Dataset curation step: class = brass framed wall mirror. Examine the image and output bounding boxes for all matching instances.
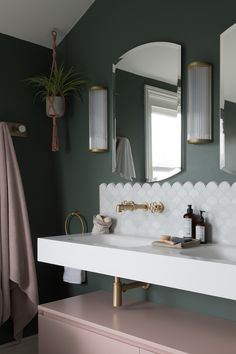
[112,42,182,182]
[220,24,236,175]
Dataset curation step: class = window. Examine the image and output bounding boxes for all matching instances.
[145,85,181,181]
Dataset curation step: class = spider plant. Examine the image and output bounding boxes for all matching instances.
[26,64,87,101]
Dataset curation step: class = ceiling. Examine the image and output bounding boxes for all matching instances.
[0,0,95,48]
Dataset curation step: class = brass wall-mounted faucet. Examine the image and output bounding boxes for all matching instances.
[116,200,164,213]
[112,276,150,307]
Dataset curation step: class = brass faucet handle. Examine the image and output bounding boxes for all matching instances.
[116,200,135,213]
[149,201,164,213]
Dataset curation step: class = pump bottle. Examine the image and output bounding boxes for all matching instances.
[195,211,206,243]
[183,205,195,238]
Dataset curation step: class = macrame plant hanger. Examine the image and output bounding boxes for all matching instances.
[47,30,65,152]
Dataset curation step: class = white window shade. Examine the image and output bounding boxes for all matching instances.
[187,62,212,144]
[89,86,108,152]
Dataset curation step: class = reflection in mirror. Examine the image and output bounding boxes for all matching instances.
[112,42,182,182]
[145,85,181,181]
[220,23,236,174]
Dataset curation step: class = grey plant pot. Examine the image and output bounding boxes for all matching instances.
[46,96,65,117]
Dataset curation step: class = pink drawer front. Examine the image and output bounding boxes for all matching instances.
[140,349,179,354]
[39,313,139,354]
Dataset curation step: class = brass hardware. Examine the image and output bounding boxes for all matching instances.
[188,61,212,68]
[116,200,164,214]
[187,138,212,144]
[112,276,150,307]
[64,211,87,235]
[3,122,27,137]
[89,148,108,152]
[89,85,107,91]
[113,277,122,308]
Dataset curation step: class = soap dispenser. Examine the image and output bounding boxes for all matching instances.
[195,211,206,243]
[183,205,195,238]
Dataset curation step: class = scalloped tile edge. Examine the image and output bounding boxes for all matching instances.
[100,181,235,190]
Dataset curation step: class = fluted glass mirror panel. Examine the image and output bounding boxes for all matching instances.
[220,23,236,174]
[112,42,182,182]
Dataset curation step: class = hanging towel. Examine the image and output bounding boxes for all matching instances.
[63,211,87,284]
[0,122,38,339]
[63,267,86,284]
[115,137,136,181]
[63,215,112,284]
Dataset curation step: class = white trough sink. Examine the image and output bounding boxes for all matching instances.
[38,233,236,301]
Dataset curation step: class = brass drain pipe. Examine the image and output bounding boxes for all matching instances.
[113,276,150,307]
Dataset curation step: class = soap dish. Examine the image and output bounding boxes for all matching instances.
[152,239,201,249]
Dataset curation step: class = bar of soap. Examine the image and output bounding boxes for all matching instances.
[158,239,176,246]
[160,235,171,241]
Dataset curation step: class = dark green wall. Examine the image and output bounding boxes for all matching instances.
[0,33,69,344]
[54,0,236,323]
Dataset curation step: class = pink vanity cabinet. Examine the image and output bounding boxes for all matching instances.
[38,291,236,354]
[39,314,138,354]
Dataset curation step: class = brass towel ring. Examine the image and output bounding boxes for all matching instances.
[64,211,87,235]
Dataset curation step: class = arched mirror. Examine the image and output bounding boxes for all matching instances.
[220,24,236,175]
[112,42,182,182]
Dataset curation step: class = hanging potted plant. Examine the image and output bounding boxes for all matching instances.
[26,64,87,115]
[26,31,87,151]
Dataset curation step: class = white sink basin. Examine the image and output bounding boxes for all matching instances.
[66,234,153,248]
[38,233,236,301]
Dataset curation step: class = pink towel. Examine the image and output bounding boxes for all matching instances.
[0,122,38,339]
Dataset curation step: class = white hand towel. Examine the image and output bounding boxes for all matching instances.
[63,267,86,284]
[115,137,136,181]
[63,211,86,284]
[63,215,112,284]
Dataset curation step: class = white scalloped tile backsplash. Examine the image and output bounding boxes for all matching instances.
[99,181,236,245]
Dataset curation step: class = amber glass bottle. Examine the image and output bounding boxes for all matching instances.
[195,210,206,243]
[183,205,195,238]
